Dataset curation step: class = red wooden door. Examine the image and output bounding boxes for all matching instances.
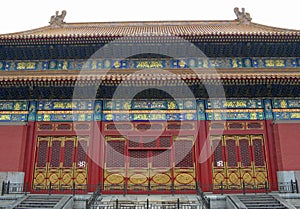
[103,135,196,193]
[211,135,268,191]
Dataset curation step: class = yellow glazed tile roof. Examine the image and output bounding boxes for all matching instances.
[1,20,299,39]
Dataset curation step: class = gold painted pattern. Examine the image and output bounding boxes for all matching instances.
[211,135,268,190]
[33,136,89,190]
[206,109,264,113]
[102,110,196,114]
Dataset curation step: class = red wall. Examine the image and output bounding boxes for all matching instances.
[0,124,27,172]
[274,123,300,171]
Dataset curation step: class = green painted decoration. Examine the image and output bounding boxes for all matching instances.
[207,99,263,109]
[1,57,299,71]
[197,100,206,120]
[264,100,273,120]
[0,99,299,122]
[28,101,37,121]
[0,101,28,111]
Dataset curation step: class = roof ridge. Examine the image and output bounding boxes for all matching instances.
[0,19,299,39]
[62,19,238,27]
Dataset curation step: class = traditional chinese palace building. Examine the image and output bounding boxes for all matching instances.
[0,9,300,195]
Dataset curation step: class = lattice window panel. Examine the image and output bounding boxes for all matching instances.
[239,139,251,167]
[150,124,163,130]
[167,123,194,130]
[253,139,265,166]
[106,124,118,130]
[212,140,223,167]
[56,124,72,130]
[211,134,268,191]
[228,123,244,130]
[50,140,61,167]
[129,151,148,168]
[142,137,157,148]
[179,150,193,168]
[63,140,74,167]
[106,123,133,130]
[38,124,54,131]
[106,141,125,167]
[247,122,262,129]
[175,140,193,168]
[152,150,170,167]
[77,140,87,164]
[128,137,140,148]
[74,123,90,130]
[210,123,225,130]
[226,139,237,167]
[136,124,151,130]
[159,137,171,147]
[167,124,181,130]
[36,140,48,167]
[181,123,194,130]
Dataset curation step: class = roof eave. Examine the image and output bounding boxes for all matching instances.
[0,33,300,45]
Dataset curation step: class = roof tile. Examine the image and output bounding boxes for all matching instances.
[1,20,299,39]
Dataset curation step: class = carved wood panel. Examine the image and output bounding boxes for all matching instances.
[33,135,89,191]
[211,135,268,191]
[103,135,196,192]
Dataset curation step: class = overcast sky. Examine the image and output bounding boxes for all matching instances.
[0,0,299,34]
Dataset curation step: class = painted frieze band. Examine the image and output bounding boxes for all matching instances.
[102,99,197,121]
[272,99,300,120]
[0,101,28,122]
[205,99,264,120]
[0,98,299,122]
[1,57,300,71]
[36,100,94,122]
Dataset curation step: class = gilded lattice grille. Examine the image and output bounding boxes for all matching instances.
[159,136,171,147]
[174,139,194,168]
[127,150,149,191]
[152,150,170,167]
[211,136,226,188]
[77,139,88,165]
[239,139,251,167]
[253,138,265,166]
[36,140,49,167]
[251,136,268,187]
[212,137,223,167]
[211,135,268,191]
[129,151,148,168]
[63,140,74,167]
[104,136,126,191]
[74,136,89,187]
[106,140,125,167]
[50,140,61,168]
[142,137,157,148]
[33,136,89,190]
[103,134,196,192]
[128,137,139,148]
[225,138,237,167]
[34,138,50,189]
[174,137,195,190]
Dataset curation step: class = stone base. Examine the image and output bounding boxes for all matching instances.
[0,172,24,193]
[277,171,300,192]
[277,171,296,182]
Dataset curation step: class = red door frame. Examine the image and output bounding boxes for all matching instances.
[26,121,95,194]
[204,120,278,193]
[101,121,198,194]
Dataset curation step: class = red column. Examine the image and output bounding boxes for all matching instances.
[23,121,36,191]
[197,120,211,192]
[87,121,102,191]
[264,120,278,191]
